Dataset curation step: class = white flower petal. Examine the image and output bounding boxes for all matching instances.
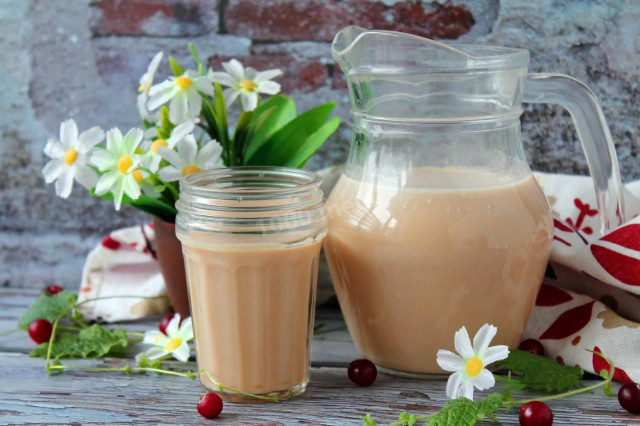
[77,126,105,153]
[483,345,510,365]
[158,166,182,182]
[445,371,463,400]
[170,121,195,142]
[146,347,169,360]
[94,170,120,195]
[122,174,141,201]
[106,128,123,153]
[148,83,178,111]
[194,77,214,96]
[258,80,281,95]
[42,159,64,183]
[255,68,283,82]
[223,59,245,80]
[169,92,188,124]
[148,79,174,98]
[179,135,198,163]
[55,167,74,198]
[241,92,258,111]
[91,149,115,171]
[59,119,78,147]
[74,164,99,189]
[157,146,182,168]
[171,342,190,362]
[471,368,495,391]
[123,128,144,154]
[223,87,239,108]
[196,141,222,167]
[208,71,235,87]
[472,324,498,356]
[112,179,125,210]
[179,317,193,341]
[459,380,475,401]
[454,326,474,359]
[186,89,202,118]
[436,350,464,372]
[44,140,65,158]
[143,330,168,345]
[166,313,181,337]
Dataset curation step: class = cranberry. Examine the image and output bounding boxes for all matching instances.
[618,383,640,414]
[348,359,377,387]
[197,393,223,419]
[519,401,553,426]
[44,285,64,296]
[519,339,545,357]
[159,314,175,335]
[28,319,53,344]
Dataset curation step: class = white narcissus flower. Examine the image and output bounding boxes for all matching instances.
[436,324,509,401]
[140,120,196,172]
[42,119,104,198]
[147,70,214,124]
[208,59,282,111]
[142,314,193,362]
[91,127,144,210]
[157,135,222,182]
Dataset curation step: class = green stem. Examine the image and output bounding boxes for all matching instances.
[45,317,62,375]
[127,331,145,337]
[58,325,83,332]
[508,380,608,406]
[314,325,347,336]
[0,328,20,337]
[202,370,280,402]
[48,364,195,378]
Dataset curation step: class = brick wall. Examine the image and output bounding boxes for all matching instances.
[1,0,639,288]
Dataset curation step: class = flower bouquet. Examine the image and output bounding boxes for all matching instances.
[42,44,340,223]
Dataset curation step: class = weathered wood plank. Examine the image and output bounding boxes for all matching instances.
[1,353,638,425]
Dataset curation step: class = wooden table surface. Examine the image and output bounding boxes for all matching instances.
[1,287,639,425]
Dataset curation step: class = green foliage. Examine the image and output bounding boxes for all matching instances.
[169,57,184,76]
[245,101,340,168]
[30,324,128,359]
[361,413,377,426]
[243,95,297,160]
[426,393,503,426]
[495,350,584,393]
[398,411,418,426]
[18,290,77,330]
[136,353,164,370]
[90,188,178,223]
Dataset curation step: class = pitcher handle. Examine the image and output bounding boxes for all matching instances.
[523,73,624,235]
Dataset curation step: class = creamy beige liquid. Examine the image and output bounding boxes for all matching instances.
[324,168,552,374]
[179,234,323,398]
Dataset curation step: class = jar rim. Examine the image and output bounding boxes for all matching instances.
[179,166,322,201]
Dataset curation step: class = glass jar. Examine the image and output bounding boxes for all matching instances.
[176,167,327,401]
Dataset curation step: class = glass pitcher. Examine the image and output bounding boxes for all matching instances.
[325,26,624,376]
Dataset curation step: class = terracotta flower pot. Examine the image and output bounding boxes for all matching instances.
[153,217,190,317]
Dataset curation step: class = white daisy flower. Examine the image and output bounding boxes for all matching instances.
[137,52,163,122]
[208,59,282,111]
[42,119,104,198]
[91,127,144,210]
[147,70,214,124]
[157,135,222,182]
[436,324,509,401]
[142,314,193,362]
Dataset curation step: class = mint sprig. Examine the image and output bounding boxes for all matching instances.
[495,349,583,393]
[30,324,128,359]
[427,393,503,426]
[18,290,77,329]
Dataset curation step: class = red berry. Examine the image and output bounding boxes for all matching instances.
[197,393,223,419]
[44,285,64,296]
[618,383,640,414]
[348,359,377,387]
[28,319,53,344]
[519,339,545,357]
[519,401,553,426]
[159,314,175,335]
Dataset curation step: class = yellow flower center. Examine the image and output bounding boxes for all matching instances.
[182,165,200,175]
[165,337,182,351]
[175,76,192,89]
[239,79,257,92]
[150,139,168,153]
[132,169,144,183]
[465,357,483,377]
[64,148,78,165]
[117,154,133,174]
[138,83,146,93]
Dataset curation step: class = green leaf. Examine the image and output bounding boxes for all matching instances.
[398,411,417,426]
[232,109,255,163]
[212,82,230,164]
[245,101,339,168]
[494,350,584,393]
[169,56,184,76]
[188,43,203,73]
[90,188,177,223]
[426,393,503,426]
[18,290,77,330]
[243,95,297,161]
[30,324,128,359]
[361,413,377,426]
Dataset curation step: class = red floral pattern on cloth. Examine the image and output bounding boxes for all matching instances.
[525,172,640,383]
